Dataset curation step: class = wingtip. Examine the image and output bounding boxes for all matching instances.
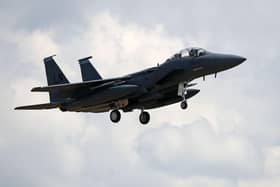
[31,87,43,92]
[14,106,23,110]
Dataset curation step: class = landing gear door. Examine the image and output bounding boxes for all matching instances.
[177,82,187,97]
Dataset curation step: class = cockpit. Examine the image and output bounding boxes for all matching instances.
[169,47,207,60]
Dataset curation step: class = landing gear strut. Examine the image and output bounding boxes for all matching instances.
[139,110,150,125]
[110,110,121,123]
[178,81,189,110]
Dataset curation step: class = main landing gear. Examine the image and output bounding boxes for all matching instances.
[110,110,121,123]
[109,109,151,125]
[139,110,150,125]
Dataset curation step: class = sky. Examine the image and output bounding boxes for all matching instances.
[1,0,280,186]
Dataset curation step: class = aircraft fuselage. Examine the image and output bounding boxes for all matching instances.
[15,47,246,124]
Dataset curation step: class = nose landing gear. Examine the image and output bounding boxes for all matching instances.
[180,100,188,110]
[178,81,191,110]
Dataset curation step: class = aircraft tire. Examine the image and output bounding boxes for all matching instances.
[180,101,188,110]
[139,111,150,125]
[110,110,121,123]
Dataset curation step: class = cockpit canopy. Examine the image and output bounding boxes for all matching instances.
[170,47,207,60]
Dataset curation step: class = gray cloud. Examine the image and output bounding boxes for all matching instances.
[137,119,264,179]
[1,1,280,187]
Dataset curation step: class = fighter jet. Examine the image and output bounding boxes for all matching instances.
[15,47,245,124]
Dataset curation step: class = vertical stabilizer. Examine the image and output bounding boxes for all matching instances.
[43,55,69,102]
[78,56,102,81]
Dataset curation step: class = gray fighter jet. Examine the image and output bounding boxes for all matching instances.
[15,47,245,124]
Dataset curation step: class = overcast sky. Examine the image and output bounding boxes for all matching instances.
[1,0,280,187]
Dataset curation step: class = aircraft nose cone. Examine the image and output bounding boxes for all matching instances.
[235,56,246,64]
[227,55,246,68]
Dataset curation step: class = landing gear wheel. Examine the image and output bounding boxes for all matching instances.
[139,111,150,125]
[180,101,188,110]
[110,110,121,123]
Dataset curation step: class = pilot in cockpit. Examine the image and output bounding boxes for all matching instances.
[189,48,196,57]
[168,47,207,61]
[188,48,206,57]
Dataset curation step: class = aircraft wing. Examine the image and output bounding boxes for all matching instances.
[15,102,60,110]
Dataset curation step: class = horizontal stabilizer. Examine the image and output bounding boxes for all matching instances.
[15,103,60,110]
[31,77,131,92]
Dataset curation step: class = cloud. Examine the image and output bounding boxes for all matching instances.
[0,11,188,187]
[239,177,280,187]
[1,2,280,187]
[137,119,264,178]
[76,12,185,77]
[16,30,60,67]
